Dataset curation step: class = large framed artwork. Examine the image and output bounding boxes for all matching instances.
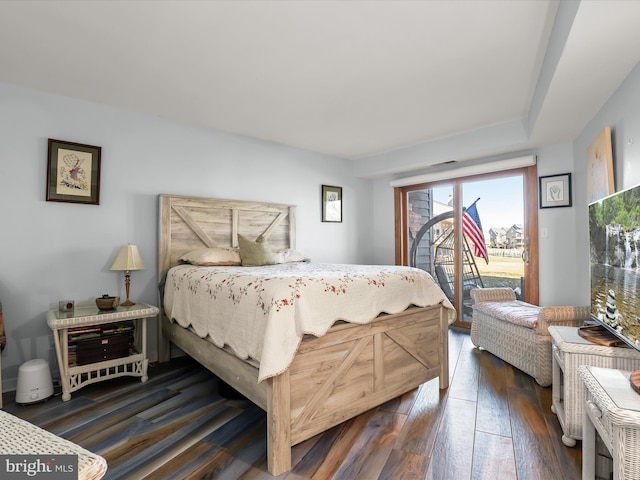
[586,127,614,203]
[46,139,102,205]
[321,185,342,222]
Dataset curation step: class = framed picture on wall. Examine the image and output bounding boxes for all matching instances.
[46,139,102,205]
[539,173,572,209]
[586,126,614,203]
[322,185,342,222]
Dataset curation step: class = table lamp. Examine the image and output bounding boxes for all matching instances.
[110,244,145,306]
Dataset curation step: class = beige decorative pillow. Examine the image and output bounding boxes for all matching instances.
[237,234,276,266]
[178,247,241,266]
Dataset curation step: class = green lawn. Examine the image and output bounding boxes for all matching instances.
[475,253,524,289]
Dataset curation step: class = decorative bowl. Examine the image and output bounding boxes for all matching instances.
[96,295,120,311]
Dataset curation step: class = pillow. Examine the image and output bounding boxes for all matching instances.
[178,247,241,266]
[237,234,276,266]
[273,249,310,264]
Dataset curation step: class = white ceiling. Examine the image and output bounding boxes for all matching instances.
[1,0,640,166]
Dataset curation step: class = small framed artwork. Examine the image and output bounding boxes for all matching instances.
[586,126,614,203]
[322,185,342,222]
[539,173,572,209]
[46,139,102,204]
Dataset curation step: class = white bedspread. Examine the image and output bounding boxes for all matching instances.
[164,263,455,382]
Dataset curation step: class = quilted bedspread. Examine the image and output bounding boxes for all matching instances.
[164,262,455,382]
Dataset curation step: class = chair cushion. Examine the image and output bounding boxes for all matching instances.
[473,300,541,329]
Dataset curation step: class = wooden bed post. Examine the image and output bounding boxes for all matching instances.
[439,306,449,389]
[266,369,291,476]
[158,195,172,362]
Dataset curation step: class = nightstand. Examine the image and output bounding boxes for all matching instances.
[47,303,159,401]
[580,366,640,480]
[549,326,640,447]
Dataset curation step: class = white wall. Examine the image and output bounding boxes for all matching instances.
[0,83,371,392]
[535,143,581,305]
[369,177,396,265]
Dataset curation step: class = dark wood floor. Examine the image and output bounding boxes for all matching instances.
[2,328,582,479]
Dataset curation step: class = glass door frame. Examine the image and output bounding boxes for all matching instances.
[394,165,539,327]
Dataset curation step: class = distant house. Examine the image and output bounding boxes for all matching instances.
[489,227,507,248]
[506,224,524,249]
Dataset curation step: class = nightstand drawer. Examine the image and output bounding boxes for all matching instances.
[75,333,132,365]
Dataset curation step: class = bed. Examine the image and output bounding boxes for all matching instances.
[158,194,455,475]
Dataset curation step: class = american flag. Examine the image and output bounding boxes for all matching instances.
[463,203,489,264]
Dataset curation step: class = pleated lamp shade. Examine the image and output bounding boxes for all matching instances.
[110,245,145,272]
[110,245,144,306]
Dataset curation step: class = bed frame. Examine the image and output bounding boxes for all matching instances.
[158,194,449,475]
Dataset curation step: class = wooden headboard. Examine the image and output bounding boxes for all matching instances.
[157,194,297,359]
[158,194,297,276]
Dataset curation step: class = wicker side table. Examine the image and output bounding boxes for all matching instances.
[47,303,159,401]
[580,366,640,480]
[549,326,640,447]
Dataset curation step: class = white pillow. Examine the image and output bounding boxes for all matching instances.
[179,247,241,266]
[273,249,310,264]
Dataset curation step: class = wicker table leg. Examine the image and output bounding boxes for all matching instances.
[582,401,596,480]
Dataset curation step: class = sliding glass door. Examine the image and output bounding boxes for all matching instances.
[395,166,538,327]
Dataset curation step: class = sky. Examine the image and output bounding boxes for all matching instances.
[432,175,524,230]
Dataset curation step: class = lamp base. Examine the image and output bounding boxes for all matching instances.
[121,271,135,307]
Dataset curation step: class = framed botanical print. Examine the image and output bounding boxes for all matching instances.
[322,185,342,222]
[46,139,102,204]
